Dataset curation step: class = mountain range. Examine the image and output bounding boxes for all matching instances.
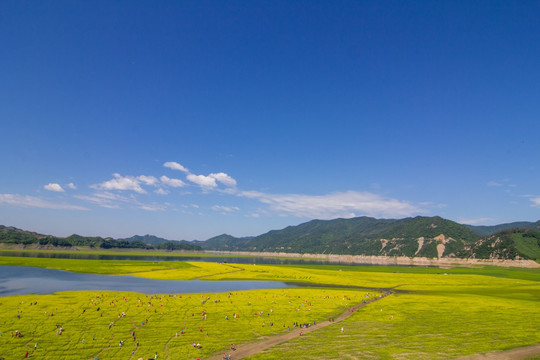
[1,216,539,261]
[196,216,540,261]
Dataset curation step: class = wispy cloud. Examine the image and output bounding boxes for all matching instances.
[239,190,423,219]
[92,173,146,193]
[211,205,240,213]
[139,203,168,211]
[44,183,65,192]
[209,173,237,187]
[74,192,128,209]
[487,181,503,187]
[75,191,169,211]
[186,172,237,190]
[138,175,159,186]
[164,161,237,191]
[530,197,540,208]
[67,183,77,190]
[164,161,189,173]
[160,175,186,188]
[0,194,88,210]
[154,188,169,195]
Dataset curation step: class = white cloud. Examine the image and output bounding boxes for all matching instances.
[138,175,159,186]
[163,161,237,190]
[209,172,237,187]
[530,197,540,208]
[211,205,240,213]
[160,175,186,188]
[0,193,88,210]
[164,161,189,173]
[67,183,77,190]
[154,188,169,195]
[187,174,218,189]
[139,204,167,211]
[239,190,423,219]
[487,181,503,187]
[44,183,65,192]
[185,172,237,190]
[92,173,146,193]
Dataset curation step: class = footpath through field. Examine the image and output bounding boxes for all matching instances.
[455,343,540,360]
[206,291,392,360]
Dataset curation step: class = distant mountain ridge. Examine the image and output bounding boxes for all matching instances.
[0,226,201,251]
[1,217,539,261]
[199,216,540,261]
[120,234,176,246]
[466,221,540,236]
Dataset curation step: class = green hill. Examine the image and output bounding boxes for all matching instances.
[458,228,540,261]
[3,216,539,260]
[466,221,540,236]
[200,216,481,258]
[0,226,201,251]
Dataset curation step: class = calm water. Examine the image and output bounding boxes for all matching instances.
[0,265,293,296]
[0,250,336,265]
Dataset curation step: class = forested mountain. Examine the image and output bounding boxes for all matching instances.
[466,221,540,236]
[200,216,480,257]
[2,216,539,261]
[458,228,540,260]
[0,226,201,251]
[200,216,540,261]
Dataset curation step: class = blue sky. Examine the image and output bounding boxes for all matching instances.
[1,1,539,240]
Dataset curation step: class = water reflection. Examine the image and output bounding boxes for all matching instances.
[0,251,334,265]
[0,265,293,296]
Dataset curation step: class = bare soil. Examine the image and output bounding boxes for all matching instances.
[455,344,540,360]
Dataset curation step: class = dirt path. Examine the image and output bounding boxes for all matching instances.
[455,343,540,360]
[206,292,392,360]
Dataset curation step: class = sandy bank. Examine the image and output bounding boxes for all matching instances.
[205,251,540,268]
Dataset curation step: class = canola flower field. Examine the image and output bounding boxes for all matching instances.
[0,253,539,359]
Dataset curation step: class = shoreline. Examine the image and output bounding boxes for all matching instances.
[0,244,538,268]
[205,250,540,268]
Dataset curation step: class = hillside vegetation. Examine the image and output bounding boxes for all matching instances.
[458,228,540,261]
[0,226,201,251]
[200,216,540,261]
[2,216,540,261]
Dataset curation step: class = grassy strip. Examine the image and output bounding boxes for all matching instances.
[0,255,242,279]
[0,247,249,258]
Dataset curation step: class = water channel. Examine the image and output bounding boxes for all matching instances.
[0,266,293,296]
[0,250,334,265]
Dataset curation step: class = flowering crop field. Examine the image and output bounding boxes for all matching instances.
[0,255,539,359]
